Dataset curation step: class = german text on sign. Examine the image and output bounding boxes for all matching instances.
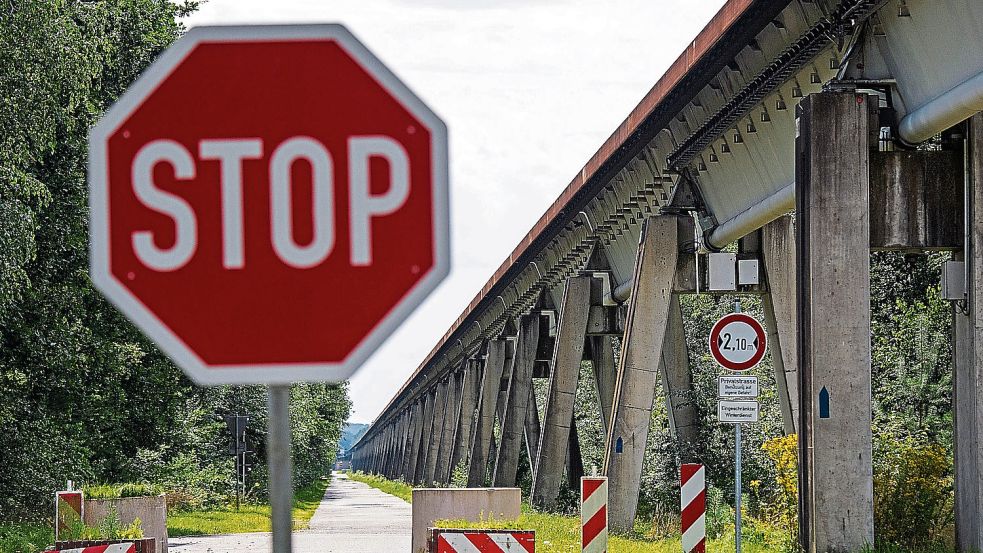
[718,400,760,423]
[718,376,759,398]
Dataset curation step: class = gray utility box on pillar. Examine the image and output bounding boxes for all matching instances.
[707,253,736,291]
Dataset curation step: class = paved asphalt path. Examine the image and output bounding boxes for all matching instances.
[169,472,412,553]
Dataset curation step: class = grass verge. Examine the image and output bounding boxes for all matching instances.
[0,522,53,553]
[167,477,329,537]
[346,471,413,503]
[435,508,783,553]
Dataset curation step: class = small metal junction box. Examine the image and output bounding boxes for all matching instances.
[941,261,966,301]
[708,253,737,291]
[738,259,760,286]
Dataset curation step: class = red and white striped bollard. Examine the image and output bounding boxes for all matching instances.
[581,476,608,552]
[680,463,706,553]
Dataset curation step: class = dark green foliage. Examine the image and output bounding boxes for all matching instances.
[0,0,350,521]
[559,250,954,548]
[0,521,52,553]
[870,252,953,444]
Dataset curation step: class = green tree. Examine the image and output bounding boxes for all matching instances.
[0,0,351,520]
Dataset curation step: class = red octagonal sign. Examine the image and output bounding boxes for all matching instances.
[89,25,449,385]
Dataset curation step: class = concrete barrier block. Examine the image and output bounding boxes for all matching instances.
[84,496,167,553]
[411,488,521,553]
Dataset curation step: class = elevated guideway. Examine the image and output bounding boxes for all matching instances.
[352,1,983,550]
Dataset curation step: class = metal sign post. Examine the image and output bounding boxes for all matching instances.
[712,299,766,553]
[268,385,293,553]
[735,422,742,553]
[733,299,743,553]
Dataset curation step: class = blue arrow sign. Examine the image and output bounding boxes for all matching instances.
[819,387,830,419]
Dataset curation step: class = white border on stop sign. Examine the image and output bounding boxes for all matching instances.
[88,24,450,385]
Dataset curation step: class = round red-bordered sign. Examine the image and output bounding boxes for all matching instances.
[708,313,766,371]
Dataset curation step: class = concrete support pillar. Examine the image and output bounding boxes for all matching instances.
[372,436,381,474]
[531,275,592,509]
[524,385,541,467]
[374,432,384,475]
[374,430,384,475]
[954,112,983,552]
[387,419,399,478]
[602,215,680,532]
[385,420,397,478]
[796,91,875,552]
[450,358,480,481]
[493,314,540,487]
[468,340,508,487]
[404,399,424,482]
[435,369,463,484]
[660,295,699,461]
[425,378,450,485]
[589,335,617,434]
[397,411,411,478]
[490,340,515,467]
[415,389,436,484]
[762,215,799,435]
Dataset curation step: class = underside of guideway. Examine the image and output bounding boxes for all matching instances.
[352,1,983,551]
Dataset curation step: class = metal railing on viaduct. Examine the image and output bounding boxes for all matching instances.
[351,0,983,550]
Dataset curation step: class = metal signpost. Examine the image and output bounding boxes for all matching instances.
[88,24,449,552]
[711,301,765,553]
[223,414,250,510]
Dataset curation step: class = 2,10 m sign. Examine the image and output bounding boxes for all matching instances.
[709,313,767,371]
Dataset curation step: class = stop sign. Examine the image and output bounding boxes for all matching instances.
[89,25,449,385]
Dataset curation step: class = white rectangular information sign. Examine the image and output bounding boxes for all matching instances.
[718,376,759,398]
[718,400,760,423]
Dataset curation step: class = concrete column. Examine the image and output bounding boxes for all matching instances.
[493,314,540,487]
[397,412,411,478]
[524,385,541,468]
[415,389,436,484]
[385,420,397,478]
[659,295,699,462]
[386,419,397,478]
[404,400,424,482]
[372,436,381,474]
[450,358,480,481]
[602,215,680,532]
[425,378,450,485]
[531,275,592,509]
[955,112,983,552]
[388,421,399,477]
[796,91,875,552]
[436,369,464,484]
[589,335,617,434]
[468,340,508,487]
[762,215,799,435]
[490,339,515,467]
[374,431,384,475]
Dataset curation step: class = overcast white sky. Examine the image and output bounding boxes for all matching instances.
[185,0,727,423]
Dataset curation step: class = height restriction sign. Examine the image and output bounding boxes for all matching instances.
[709,313,766,371]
